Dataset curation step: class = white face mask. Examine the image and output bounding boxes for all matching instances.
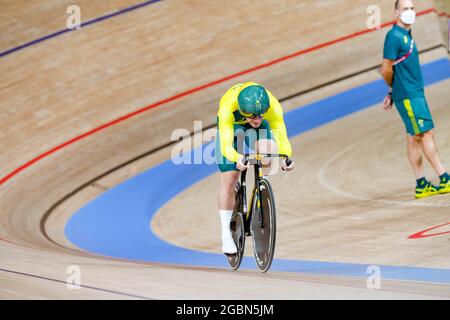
[400,9,416,25]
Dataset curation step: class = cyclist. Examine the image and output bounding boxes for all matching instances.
[215,82,295,254]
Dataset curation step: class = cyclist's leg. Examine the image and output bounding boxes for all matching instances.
[254,120,278,175]
[216,126,242,254]
[256,139,278,175]
[218,171,240,210]
[218,171,240,254]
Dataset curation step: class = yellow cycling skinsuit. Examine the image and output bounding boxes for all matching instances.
[215,82,292,172]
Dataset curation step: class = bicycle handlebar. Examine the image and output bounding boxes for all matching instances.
[242,153,292,168]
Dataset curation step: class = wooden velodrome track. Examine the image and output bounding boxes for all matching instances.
[1,0,449,299]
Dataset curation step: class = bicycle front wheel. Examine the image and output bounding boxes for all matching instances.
[251,179,276,273]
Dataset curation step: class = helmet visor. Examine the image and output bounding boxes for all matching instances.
[240,110,265,119]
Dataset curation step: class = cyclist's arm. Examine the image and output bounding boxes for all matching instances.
[217,104,241,163]
[265,94,292,157]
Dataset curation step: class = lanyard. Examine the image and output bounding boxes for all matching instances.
[394,39,414,66]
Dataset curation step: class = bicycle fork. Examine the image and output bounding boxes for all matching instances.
[240,169,250,235]
[241,162,265,236]
[254,161,265,229]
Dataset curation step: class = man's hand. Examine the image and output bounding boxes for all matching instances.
[236,157,250,171]
[281,158,295,172]
[383,94,393,111]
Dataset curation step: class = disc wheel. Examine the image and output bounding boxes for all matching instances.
[250,179,276,273]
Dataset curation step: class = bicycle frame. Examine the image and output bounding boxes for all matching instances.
[239,153,290,232]
[239,159,265,232]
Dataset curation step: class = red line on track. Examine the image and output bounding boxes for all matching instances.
[0,236,16,246]
[0,8,436,186]
[408,222,450,239]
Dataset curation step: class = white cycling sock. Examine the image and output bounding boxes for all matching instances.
[219,210,233,237]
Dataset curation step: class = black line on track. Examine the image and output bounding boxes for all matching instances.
[0,268,153,300]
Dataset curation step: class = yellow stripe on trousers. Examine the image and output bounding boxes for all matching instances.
[403,99,420,135]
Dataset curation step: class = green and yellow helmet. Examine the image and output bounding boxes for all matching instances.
[237,85,270,118]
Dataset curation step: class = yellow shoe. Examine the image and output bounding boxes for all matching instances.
[439,177,450,194]
[415,182,440,199]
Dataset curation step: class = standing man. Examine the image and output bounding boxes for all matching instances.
[381,0,450,199]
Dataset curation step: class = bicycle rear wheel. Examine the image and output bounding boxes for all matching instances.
[251,179,276,273]
[226,183,245,270]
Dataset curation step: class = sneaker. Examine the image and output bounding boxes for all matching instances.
[439,176,450,194]
[222,234,237,254]
[415,182,440,199]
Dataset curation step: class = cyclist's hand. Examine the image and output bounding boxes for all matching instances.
[383,94,393,111]
[236,157,250,171]
[282,158,295,172]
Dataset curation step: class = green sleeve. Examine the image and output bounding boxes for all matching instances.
[383,32,400,60]
[217,99,241,163]
[265,92,292,157]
